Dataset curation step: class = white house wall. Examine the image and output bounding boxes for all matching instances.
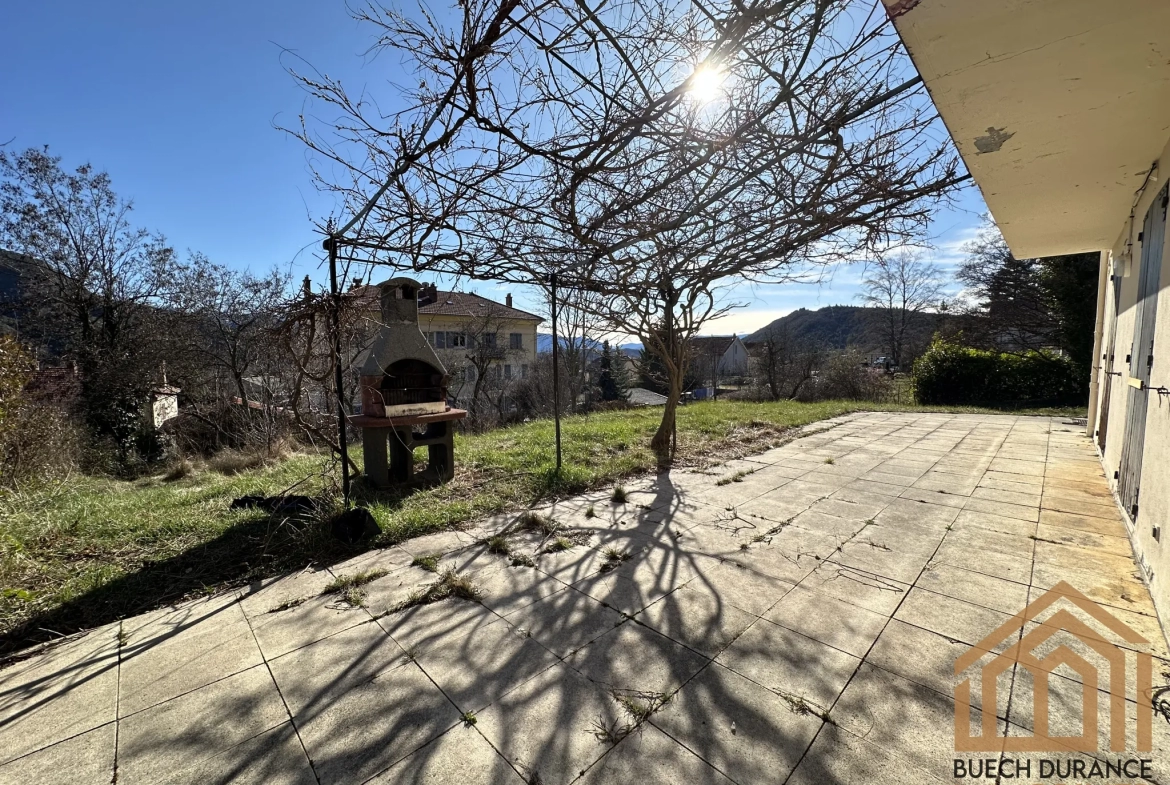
[1093,132,1170,620]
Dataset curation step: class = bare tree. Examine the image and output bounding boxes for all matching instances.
[271,277,365,473]
[168,253,290,404]
[544,284,610,413]
[431,309,524,426]
[858,251,945,368]
[284,0,965,461]
[0,146,174,447]
[751,327,824,400]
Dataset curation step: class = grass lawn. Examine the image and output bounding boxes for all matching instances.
[0,399,1083,653]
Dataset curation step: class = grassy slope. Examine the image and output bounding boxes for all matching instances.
[0,399,1083,652]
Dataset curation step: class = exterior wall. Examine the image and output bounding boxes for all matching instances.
[419,313,539,406]
[718,339,750,376]
[1092,133,1170,621]
[149,392,179,429]
[419,314,538,364]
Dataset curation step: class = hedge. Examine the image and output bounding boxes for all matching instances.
[911,338,1085,406]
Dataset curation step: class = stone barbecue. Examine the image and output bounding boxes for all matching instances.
[350,277,467,485]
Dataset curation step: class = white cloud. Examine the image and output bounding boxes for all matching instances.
[702,308,793,336]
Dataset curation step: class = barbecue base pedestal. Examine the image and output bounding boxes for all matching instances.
[349,409,468,487]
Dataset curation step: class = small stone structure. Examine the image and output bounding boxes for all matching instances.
[349,278,467,486]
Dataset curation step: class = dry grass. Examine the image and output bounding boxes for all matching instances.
[322,569,389,595]
[486,535,511,555]
[513,510,559,536]
[206,440,294,476]
[162,459,195,482]
[410,554,441,572]
[389,569,482,613]
[599,547,631,574]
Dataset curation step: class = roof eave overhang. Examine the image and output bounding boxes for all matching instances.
[884,0,1170,258]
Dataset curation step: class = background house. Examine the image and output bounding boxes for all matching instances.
[883,0,1170,628]
[690,335,750,380]
[351,283,542,411]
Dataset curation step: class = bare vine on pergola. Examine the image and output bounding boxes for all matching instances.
[283,0,967,461]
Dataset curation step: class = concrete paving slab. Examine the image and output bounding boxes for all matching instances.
[248,593,373,660]
[501,586,626,658]
[877,495,963,526]
[978,473,1047,494]
[950,508,1038,537]
[160,722,316,785]
[398,603,559,714]
[0,722,114,785]
[716,617,861,710]
[867,619,996,701]
[649,659,823,784]
[893,586,1014,646]
[833,478,907,500]
[931,540,1035,584]
[476,561,566,617]
[916,562,1030,615]
[831,662,983,782]
[963,496,1042,522]
[366,723,525,784]
[972,486,1042,507]
[1034,523,1134,557]
[787,722,949,785]
[690,559,801,616]
[119,600,262,716]
[764,584,889,658]
[637,581,757,658]
[268,621,453,785]
[566,621,710,698]
[473,660,622,785]
[117,664,288,784]
[808,495,890,521]
[237,567,337,619]
[0,622,119,764]
[1030,560,1151,615]
[798,562,909,616]
[578,720,734,784]
[1040,508,1127,537]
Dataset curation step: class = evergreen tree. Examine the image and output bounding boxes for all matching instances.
[598,341,625,401]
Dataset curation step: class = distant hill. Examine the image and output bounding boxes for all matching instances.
[536,334,644,358]
[746,305,946,353]
[536,334,605,354]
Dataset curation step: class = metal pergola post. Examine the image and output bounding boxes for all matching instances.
[548,272,563,472]
[325,234,352,508]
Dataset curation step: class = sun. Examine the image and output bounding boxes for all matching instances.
[687,65,725,104]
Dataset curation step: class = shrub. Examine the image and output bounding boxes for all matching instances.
[795,350,894,403]
[0,337,82,488]
[911,337,1084,406]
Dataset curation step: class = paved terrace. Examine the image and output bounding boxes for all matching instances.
[2,412,1167,784]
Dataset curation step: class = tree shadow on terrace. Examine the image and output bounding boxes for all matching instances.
[3,462,933,783]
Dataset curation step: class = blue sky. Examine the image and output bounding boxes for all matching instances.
[1,0,990,337]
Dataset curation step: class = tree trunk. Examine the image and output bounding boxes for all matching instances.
[650,373,681,465]
[233,371,249,404]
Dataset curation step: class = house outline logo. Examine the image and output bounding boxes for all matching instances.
[954,580,1153,753]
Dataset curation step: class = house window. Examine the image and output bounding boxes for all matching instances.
[521,364,529,379]
[434,331,446,349]
[482,332,497,349]
[509,333,523,350]
[449,332,466,348]
[504,364,513,379]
